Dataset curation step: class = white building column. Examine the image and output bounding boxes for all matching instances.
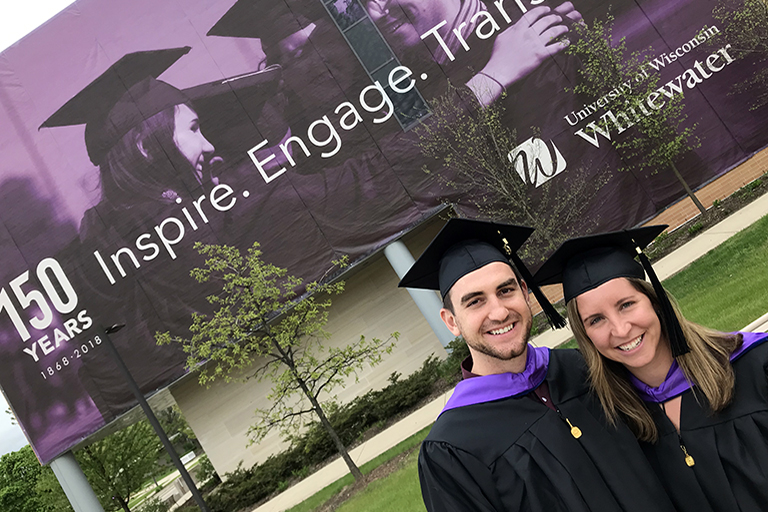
[384,240,454,349]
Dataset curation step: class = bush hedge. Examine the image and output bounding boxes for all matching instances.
[205,339,468,512]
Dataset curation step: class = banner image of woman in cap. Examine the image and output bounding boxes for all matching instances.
[41,46,335,421]
[39,47,226,419]
[534,227,768,512]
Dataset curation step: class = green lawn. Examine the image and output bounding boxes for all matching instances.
[335,450,425,512]
[286,426,431,512]
[663,214,768,331]
[289,213,768,512]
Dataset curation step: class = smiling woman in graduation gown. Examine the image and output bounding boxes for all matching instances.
[635,332,768,512]
[41,48,222,418]
[535,226,768,512]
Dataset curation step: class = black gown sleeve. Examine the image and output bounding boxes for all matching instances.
[419,441,507,512]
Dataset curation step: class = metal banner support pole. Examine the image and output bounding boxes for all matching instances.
[50,451,105,512]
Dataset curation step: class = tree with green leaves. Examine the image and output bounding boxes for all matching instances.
[158,405,200,454]
[151,405,203,487]
[0,445,50,512]
[565,14,706,214]
[35,465,75,512]
[713,0,768,109]
[35,420,161,512]
[78,420,161,512]
[414,84,604,263]
[157,242,397,481]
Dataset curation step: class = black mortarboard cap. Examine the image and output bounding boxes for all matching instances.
[180,65,284,150]
[399,218,566,329]
[207,0,323,47]
[534,226,690,357]
[41,48,192,166]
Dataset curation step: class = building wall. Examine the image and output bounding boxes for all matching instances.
[170,216,449,476]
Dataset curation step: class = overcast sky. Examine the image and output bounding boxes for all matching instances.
[0,0,76,458]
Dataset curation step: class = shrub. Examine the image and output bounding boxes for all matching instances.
[139,497,171,512]
[437,337,470,381]
[194,455,221,492]
[205,352,458,511]
[736,178,763,197]
[745,178,763,193]
[687,222,704,236]
[644,230,670,260]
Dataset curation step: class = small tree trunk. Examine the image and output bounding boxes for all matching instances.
[115,495,132,512]
[273,339,365,481]
[303,387,364,481]
[669,161,707,215]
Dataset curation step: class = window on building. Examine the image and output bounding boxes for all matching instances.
[322,0,430,130]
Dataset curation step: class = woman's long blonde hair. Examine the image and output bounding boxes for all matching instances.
[567,278,742,442]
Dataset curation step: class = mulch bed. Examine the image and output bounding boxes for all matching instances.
[645,173,768,261]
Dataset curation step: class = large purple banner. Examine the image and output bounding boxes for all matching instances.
[0,0,765,463]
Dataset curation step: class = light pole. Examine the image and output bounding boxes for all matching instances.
[101,325,210,512]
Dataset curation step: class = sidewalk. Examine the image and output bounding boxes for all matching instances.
[252,192,768,512]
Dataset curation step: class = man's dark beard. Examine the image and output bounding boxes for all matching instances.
[465,317,532,361]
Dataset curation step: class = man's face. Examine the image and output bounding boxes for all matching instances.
[440,262,532,365]
[366,0,460,50]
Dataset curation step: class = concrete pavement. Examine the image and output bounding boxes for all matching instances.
[250,192,768,512]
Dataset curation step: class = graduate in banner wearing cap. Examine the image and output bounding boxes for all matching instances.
[40,47,333,419]
[400,218,675,512]
[206,0,427,258]
[41,47,225,417]
[535,227,768,512]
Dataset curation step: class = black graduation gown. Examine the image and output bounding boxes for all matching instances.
[418,349,676,512]
[641,336,768,512]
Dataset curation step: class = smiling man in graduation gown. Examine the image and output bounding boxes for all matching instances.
[398,218,675,512]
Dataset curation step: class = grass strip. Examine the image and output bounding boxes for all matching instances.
[286,425,432,512]
[335,450,425,512]
[663,214,768,331]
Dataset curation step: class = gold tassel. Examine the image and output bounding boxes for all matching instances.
[566,418,582,439]
[681,445,695,467]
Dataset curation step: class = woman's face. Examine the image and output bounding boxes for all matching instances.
[576,278,672,380]
[173,104,214,174]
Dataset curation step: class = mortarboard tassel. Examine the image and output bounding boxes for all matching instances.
[634,246,690,357]
[508,252,567,329]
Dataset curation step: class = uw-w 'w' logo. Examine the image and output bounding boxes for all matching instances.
[508,138,567,188]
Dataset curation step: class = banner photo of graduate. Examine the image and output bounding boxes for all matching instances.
[0,0,765,464]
